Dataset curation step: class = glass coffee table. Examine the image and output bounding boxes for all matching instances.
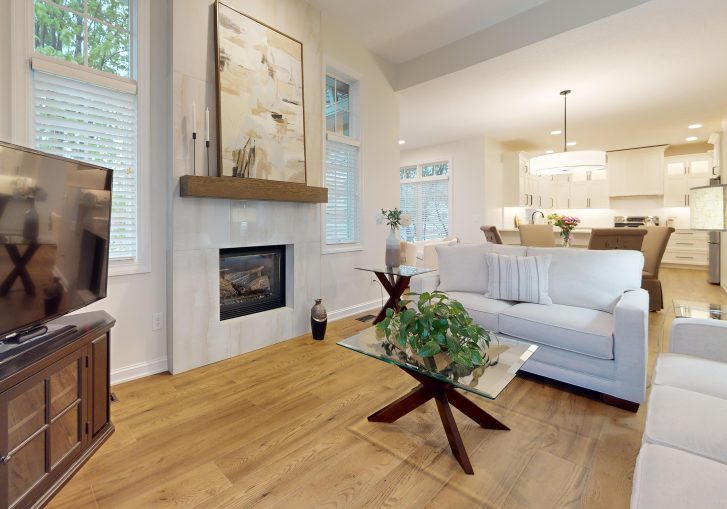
[354,265,434,324]
[673,299,727,320]
[338,327,537,474]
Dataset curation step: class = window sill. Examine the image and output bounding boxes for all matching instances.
[108,260,151,277]
[322,243,363,255]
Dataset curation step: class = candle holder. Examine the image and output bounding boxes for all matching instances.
[206,140,211,176]
[191,131,197,176]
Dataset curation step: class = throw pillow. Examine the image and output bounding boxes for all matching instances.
[485,253,552,304]
[436,244,488,293]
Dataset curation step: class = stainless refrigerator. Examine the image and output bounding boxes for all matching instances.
[709,177,721,284]
[709,231,720,284]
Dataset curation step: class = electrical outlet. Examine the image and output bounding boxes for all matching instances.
[371,276,379,285]
[152,312,164,331]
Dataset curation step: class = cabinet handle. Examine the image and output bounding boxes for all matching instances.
[676,242,693,245]
[676,256,694,259]
[0,455,11,464]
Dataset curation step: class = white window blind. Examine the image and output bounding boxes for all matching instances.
[325,139,360,244]
[400,162,450,242]
[33,69,138,260]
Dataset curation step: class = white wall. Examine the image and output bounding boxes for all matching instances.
[320,12,401,318]
[721,117,727,292]
[400,136,504,244]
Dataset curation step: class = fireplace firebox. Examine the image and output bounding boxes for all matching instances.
[219,245,286,320]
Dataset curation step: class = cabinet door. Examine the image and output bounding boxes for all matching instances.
[0,348,86,509]
[553,175,570,209]
[569,173,588,208]
[588,170,610,208]
[664,174,688,207]
[90,335,110,437]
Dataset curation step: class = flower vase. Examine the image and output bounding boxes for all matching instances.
[385,226,400,267]
[561,231,572,248]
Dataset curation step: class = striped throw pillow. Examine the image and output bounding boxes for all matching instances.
[485,253,552,304]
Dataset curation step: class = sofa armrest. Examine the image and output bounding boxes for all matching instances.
[409,271,440,294]
[612,289,649,403]
[670,318,727,362]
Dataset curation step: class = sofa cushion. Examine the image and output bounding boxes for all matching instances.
[525,247,643,313]
[631,443,727,509]
[645,385,727,464]
[499,303,614,359]
[485,253,552,304]
[436,244,488,293]
[653,353,727,400]
[445,291,515,332]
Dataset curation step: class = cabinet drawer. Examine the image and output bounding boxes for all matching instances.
[662,250,708,265]
[672,230,709,241]
[667,238,708,251]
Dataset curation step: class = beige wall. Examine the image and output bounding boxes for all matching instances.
[400,136,504,245]
[319,11,401,317]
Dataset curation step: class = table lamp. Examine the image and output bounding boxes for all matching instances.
[690,184,727,231]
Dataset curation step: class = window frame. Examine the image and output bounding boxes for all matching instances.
[11,0,151,276]
[399,160,452,242]
[322,65,363,254]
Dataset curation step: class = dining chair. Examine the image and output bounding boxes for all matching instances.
[640,226,675,311]
[518,224,556,247]
[480,225,503,244]
[588,228,647,251]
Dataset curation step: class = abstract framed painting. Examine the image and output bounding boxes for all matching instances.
[215,1,307,183]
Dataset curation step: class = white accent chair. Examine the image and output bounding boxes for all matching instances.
[401,236,459,269]
[631,318,727,508]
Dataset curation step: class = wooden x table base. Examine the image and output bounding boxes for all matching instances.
[372,271,411,324]
[368,366,509,475]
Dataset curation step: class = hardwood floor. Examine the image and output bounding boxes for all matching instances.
[46,267,727,509]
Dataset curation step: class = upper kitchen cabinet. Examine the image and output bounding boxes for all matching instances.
[503,151,555,207]
[608,146,666,197]
[663,153,714,207]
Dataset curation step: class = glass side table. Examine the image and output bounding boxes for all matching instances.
[673,299,727,321]
[355,265,434,324]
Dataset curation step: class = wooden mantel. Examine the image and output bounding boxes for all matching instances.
[179,175,328,203]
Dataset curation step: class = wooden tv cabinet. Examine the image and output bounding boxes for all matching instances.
[0,311,115,509]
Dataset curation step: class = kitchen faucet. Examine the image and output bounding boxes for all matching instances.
[531,210,545,224]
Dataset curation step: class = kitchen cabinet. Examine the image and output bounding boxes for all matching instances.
[608,146,666,197]
[662,229,709,267]
[561,170,609,209]
[663,154,713,207]
[502,152,557,208]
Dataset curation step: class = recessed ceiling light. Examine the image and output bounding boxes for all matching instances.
[566,141,577,147]
[685,136,698,142]
[688,124,703,129]
[398,140,406,145]
[545,150,555,154]
[550,130,562,135]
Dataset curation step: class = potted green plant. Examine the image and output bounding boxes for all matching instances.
[376,291,492,371]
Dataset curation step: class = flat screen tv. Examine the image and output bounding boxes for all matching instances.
[0,141,112,340]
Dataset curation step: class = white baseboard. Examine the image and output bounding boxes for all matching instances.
[111,357,168,385]
[328,299,381,322]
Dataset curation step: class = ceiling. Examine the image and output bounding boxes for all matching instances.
[397,0,727,151]
[309,0,727,153]
[306,0,550,64]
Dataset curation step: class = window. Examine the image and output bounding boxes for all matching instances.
[400,162,450,242]
[31,0,141,264]
[324,73,360,247]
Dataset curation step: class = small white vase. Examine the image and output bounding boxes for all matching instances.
[385,226,400,267]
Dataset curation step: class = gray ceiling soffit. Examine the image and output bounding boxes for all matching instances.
[395,0,653,91]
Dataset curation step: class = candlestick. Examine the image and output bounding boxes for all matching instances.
[192,131,197,176]
[205,107,210,142]
[206,140,211,176]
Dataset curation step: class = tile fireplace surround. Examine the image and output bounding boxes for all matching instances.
[169,198,322,374]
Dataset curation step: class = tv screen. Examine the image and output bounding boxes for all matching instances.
[0,141,112,339]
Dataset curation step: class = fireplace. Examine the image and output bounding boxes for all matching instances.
[219,245,286,320]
